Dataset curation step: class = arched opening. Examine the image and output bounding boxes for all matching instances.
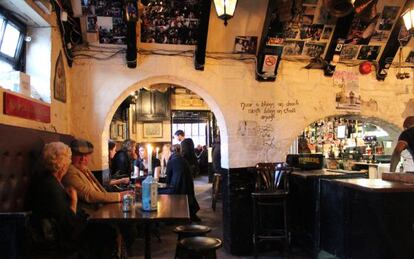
[102,76,228,170]
[288,115,400,176]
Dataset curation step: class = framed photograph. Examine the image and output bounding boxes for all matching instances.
[143,122,163,138]
[234,36,258,54]
[54,51,66,103]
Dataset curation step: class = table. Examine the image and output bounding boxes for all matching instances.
[88,194,190,259]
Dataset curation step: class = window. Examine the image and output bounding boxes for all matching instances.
[0,12,25,71]
[172,122,207,146]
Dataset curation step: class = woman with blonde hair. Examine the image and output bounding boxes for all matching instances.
[31,142,118,258]
[160,143,172,176]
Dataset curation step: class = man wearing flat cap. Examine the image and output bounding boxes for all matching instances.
[63,139,127,207]
[390,116,414,172]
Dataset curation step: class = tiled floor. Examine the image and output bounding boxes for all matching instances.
[129,175,313,259]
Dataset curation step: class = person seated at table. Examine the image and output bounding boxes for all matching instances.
[108,140,129,187]
[31,142,118,259]
[134,144,161,179]
[111,139,137,181]
[160,144,201,222]
[62,138,136,253]
[62,139,129,208]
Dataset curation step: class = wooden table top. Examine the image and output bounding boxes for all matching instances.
[329,178,414,192]
[88,194,190,223]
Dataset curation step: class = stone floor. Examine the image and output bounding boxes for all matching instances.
[129,175,314,259]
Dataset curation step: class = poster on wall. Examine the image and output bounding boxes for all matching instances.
[140,0,200,45]
[333,71,361,111]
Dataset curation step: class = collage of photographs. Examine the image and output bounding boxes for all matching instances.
[82,0,127,45]
[340,2,401,62]
[140,0,200,45]
[266,0,335,58]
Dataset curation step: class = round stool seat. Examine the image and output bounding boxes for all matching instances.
[178,236,222,252]
[174,225,211,235]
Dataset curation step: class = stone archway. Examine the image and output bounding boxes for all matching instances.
[101,75,228,169]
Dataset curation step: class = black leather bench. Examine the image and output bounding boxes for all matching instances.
[0,123,74,258]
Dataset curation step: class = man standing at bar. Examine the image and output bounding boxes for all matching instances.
[390,116,414,172]
[174,130,199,176]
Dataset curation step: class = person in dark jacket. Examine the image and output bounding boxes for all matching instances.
[174,129,199,176]
[160,144,201,222]
[111,139,137,180]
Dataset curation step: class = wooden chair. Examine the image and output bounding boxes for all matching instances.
[252,162,292,258]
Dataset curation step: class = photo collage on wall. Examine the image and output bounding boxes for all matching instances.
[82,0,127,45]
[266,0,335,59]
[140,0,200,45]
[339,0,403,62]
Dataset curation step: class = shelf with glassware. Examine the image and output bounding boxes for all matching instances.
[297,117,393,173]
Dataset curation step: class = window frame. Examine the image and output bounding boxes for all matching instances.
[0,8,26,71]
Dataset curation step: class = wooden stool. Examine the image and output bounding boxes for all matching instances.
[211,173,222,211]
[177,236,222,259]
[173,225,211,259]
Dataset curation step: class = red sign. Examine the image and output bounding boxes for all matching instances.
[3,92,51,123]
[262,55,278,74]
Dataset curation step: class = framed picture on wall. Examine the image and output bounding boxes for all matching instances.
[117,124,125,139]
[143,122,163,138]
[54,51,67,103]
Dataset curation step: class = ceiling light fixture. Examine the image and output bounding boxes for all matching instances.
[213,0,238,26]
[402,8,414,32]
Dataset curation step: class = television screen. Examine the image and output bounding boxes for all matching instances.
[337,125,346,139]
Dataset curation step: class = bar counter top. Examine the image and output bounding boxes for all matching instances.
[328,178,414,192]
[292,168,367,178]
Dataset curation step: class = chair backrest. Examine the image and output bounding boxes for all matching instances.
[255,162,291,192]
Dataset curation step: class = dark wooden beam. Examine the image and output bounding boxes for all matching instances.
[194,0,211,70]
[256,0,281,82]
[376,0,414,80]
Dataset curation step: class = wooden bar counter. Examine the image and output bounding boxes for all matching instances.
[320,178,414,259]
[290,169,367,256]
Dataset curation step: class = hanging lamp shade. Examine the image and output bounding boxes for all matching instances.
[402,8,414,32]
[213,0,238,26]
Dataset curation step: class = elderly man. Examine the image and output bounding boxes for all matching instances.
[62,139,136,253]
[62,139,126,207]
[390,116,414,172]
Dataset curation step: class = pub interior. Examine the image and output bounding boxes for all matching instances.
[1,0,414,258]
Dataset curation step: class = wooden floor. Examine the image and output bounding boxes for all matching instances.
[129,175,313,259]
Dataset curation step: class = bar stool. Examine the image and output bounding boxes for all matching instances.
[177,236,222,259]
[173,224,211,259]
[252,162,292,258]
[211,173,222,211]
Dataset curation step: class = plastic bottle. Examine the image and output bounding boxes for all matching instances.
[141,175,158,211]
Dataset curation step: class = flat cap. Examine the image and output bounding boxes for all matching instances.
[70,139,94,155]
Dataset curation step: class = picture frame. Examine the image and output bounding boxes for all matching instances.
[117,124,125,139]
[143,122,163,138]
[54,51,67,103]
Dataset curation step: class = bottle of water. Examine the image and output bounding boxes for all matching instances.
[141,175,158,211]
